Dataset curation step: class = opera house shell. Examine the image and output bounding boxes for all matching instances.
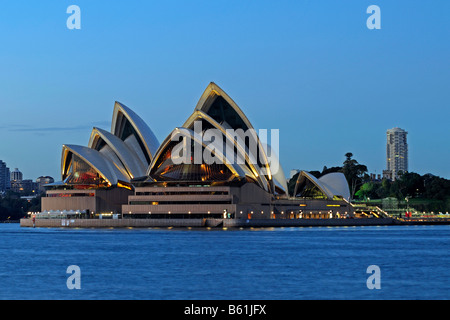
[42,101,160,214]
[42,83,353,219]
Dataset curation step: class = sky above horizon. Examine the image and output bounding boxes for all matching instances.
[1,0,449,181]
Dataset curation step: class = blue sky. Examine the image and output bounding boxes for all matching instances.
[0,0,449,180]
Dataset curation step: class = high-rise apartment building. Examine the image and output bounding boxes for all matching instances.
[10,168,23,182]
[385,127,408,180]
[0,160,11,192]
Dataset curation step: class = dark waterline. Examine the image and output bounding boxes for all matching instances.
[0,223,449,300]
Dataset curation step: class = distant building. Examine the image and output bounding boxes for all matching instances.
[36,176,55,192]
[370,173,381,181]
[11,179,38,194]
[7,168,52,194]
[10,168,23,182]
[8,168,38,193]
[382,170,393,180]
[0,160,11,192]
[385,127,408,180]
[21,195,38,203]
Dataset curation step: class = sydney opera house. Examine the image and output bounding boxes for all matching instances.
[41,83,353,221]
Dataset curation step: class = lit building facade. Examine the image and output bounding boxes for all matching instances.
[42,101,159,214]
[42,83,353,219]
[10,179,38,194]
[123,83,353,219]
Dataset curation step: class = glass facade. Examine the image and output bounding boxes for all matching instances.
[202,94,269,182]
[153,163,233,182]
[150,139,234,182]
[204,95,248,130]
[63,154,109,188]
[294,177,328,199]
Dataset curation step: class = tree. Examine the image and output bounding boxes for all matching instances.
[375,178,391,198]
[0,190,42,221]
[423,175,450,200]
[321,166,343,176]
[308,171,321,179]
[355,182,375,200]
[342,152,368,200]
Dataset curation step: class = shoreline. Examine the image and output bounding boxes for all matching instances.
[19,217,450,229]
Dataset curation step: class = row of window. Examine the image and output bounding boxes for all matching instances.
[47,193,95,197]
[123,213,226,219]
[135,191,229,196]
[129,200,232,205]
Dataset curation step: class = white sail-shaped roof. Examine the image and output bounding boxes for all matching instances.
[261,143,287,195]
[111,101,160,166]
[181,110,270,191]
[194,82,255,132]
[61,144,129,186]
[58,101,160,188]
[88,127,147,179]
[148,127,253,181]
[318,172,350,201]
[192,82,274,190]
[293,171,350,200]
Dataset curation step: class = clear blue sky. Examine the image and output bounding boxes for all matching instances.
[1,0,449,180]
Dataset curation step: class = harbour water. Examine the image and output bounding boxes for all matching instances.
[0,223,449,300]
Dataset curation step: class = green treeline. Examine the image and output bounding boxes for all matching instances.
[0,191,41,221]
[287,153,450,212]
